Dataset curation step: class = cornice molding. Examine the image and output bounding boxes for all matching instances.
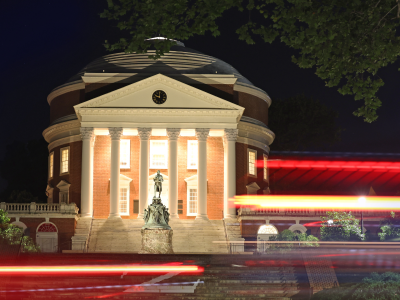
[234,82,272,107]
[47,81,85,105]
[237,137,270,153]
[78,108,241,117]
[75,74,244,112]
[238,121,275,143]
[48,135,81,151]
[82,73,238,85]
[43,120,80,143]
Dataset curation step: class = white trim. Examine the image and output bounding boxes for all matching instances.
[36,221,58,233]
[288,224,307,234]
[238,121,275,146]
[248,149,257,177]
[237,137,270,153]
[120,139,131,169]
[47,81,85,105]
[257,224,279,234]
[48,152,54,179]
[187,140,198,169]
[11,221,27,230]
[246,182,260,195]
[150,140,168,169]
[59,146,70,175]
[48,135,81,151]
[56,180,71,204]
[119,187,130,216]
[234,82,272,107]
[82,73,238,85]
[43,120,81,144]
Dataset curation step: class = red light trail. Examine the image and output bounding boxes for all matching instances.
[264,160,400,171]
[233,195,400,211]
[0,265,202,275]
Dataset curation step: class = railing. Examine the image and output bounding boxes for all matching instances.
[239,206,389,217]
[0,202,78,215]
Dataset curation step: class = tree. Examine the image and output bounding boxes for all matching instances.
[320,211,365,241]
[269,94,342,151]
[100,0,400,123]
[268,229,319,252]
[378,211,400,241]
[0,139,48,203]
[311,272,400,300]
[0,210,40,253]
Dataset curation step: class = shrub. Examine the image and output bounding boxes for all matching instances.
[320,211,364,241]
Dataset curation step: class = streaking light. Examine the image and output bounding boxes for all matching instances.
[264,160,400,171]
[0,265,202,275]
[233,195,400,211]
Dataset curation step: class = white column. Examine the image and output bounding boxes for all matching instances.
[108,127,123,219]
[89,135,95,217]
[167,128,180,219]
[138,128,152,218]
[195,128,209,220]
[80,127,94,218]
[224,129,238,219]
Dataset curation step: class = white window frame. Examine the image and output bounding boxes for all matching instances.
[263,154,268,182]
[187,188,198,216]
[60,146,70,175]
[248,148,257,177]
[120,139,131,169]
[150,140,168,169]
[48,152,54,179]
[120,187,130,216]
[187,140,198,169]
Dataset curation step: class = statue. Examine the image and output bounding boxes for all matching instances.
[142,171,170,230]
[153,170,164,198]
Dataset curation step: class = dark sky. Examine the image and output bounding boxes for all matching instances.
[1,0,399,162]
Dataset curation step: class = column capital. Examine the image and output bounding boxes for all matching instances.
[138,128,152,140]
[224,128,238,142]
[80,127,94,140]
[166,128,181,140]
[195,128,210,141]
[108,127,123,140]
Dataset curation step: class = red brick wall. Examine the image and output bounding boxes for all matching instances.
[50,89,84,124]
[236,142,269,196]
[9,217,76,252]
[235,91,269,126]
[48,141,82,208]
[92,135,224,220]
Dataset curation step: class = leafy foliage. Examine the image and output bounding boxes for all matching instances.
[311,272,400,300]
[100,0,400,122]
[268,94,342,151]
[0,210,40,253]
[267,229,319,252]
[0,139,48,203]
[378,211,400,241]
[320,211,365,241]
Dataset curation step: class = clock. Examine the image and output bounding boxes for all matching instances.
[152,90,167,105]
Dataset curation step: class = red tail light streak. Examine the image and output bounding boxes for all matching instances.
[0,265,203,276]
[264,160,400,171]
[233,195,400,211]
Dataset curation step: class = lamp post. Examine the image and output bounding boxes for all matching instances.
[358,196,366,235]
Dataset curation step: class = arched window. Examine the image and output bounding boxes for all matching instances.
[36,222,58,253]
[258,225,278,235]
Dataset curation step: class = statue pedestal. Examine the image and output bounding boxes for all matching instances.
[139,229,174,254]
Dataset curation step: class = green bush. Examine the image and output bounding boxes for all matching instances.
[311,272,400,300]
[0,209,40,253]
[320,211,364,241]
[378,212,400,241]
[267,229,319,252]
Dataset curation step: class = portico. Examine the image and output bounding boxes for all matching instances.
[74,74,244,220]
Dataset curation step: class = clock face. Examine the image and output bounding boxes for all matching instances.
[152,90,167,105]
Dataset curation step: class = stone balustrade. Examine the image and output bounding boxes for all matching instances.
[238,206,389,217]
[0,202,79,215]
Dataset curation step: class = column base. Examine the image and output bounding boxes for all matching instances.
[195,214,209,221]
[80,213,92,218]
[169,213,179,219]
[108,213,121,219]
[224,214,237,220]
[137,213,144,219]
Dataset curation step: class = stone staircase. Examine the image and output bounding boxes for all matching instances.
[80,218,229,254]
[224,218,245,253]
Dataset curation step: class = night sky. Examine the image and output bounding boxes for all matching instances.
[1,1,399,166]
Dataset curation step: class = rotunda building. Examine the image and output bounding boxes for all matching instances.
[43,41,275,222]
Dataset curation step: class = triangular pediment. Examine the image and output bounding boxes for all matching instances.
[75,74,243,111]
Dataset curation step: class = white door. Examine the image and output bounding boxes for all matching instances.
[36,232,58,253]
